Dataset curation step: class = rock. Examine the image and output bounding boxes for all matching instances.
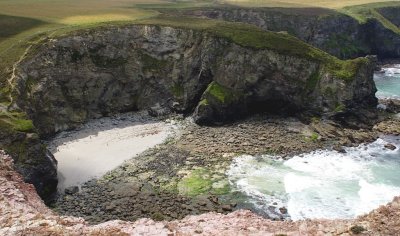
[148,103,171,117]
[0,130,58,202]
[374,120,400,135]
[380,99,400,113]
[221,205,233,211]
[279,207,288,214]
[384,143,397,150]
[227,138,235,143]
[209,196,219,204]
[333,145,346,153]
[65,186,79,195]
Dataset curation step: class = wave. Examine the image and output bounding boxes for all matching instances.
[227,137,400,220]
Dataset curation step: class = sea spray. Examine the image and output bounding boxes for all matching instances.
[374,64,400,99]
[227,137,400,220]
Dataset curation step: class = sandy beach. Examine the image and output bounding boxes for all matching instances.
[48,111,177,191]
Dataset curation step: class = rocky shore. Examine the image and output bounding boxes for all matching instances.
[2,149,400,235]
[54,107,400,224]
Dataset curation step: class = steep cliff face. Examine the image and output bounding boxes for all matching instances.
[177,7,400,59]
[14,26,216,136]
[365,19,400,59]
[0,120,57,201]
[12,23,377,135]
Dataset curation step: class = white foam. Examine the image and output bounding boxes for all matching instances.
[381,65,400,76]
[374,64,400,99]
[227,137,400,220]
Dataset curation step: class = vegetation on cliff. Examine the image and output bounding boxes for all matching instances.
[341,1,400,35]
[137,15,370,81]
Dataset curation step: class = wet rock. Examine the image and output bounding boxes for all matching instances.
[221,205,233,211]
[279,207,288,214]
[148,103,171,117]
[380,99,400,113]
[384,143,397,150]
[65,186,79,195]
[333,145,346,153]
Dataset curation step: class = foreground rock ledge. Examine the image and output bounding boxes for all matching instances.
[1,151,399,235]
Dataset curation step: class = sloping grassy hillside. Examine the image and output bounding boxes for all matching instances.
[341,2,400,35]
[220,0,397,9]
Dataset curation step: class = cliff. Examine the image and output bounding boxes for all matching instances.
[13,17,377,134]
[174,6,400,59]
[3,17,377,200]
[378,6,400,27]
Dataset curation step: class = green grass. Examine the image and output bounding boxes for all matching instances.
[199,99,209,106]
[341,2,400,35]
[177,168,230,196]
[334,103,346,112]
[136,1,217,9]
[0,111,35,132]
[178,168,214,196]
[220,0,397,9]
[0,14,46,41]
[205,81,239,104]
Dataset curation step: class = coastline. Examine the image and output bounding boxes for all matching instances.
[53,111,400,223]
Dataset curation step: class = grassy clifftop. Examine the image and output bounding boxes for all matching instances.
[341,1,400,35]
[137,15,370,80]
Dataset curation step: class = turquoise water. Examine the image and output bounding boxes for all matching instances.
[374,64,400,99]
[227,137,400,220]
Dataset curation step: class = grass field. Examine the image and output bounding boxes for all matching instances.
[221,0,398,9]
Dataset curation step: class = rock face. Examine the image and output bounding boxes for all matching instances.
[0,121,57,202]
[2,149,400,235]
[178,7,400,59]
[13,24,377,136]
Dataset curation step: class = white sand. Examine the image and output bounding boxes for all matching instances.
[48,112,176,191]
